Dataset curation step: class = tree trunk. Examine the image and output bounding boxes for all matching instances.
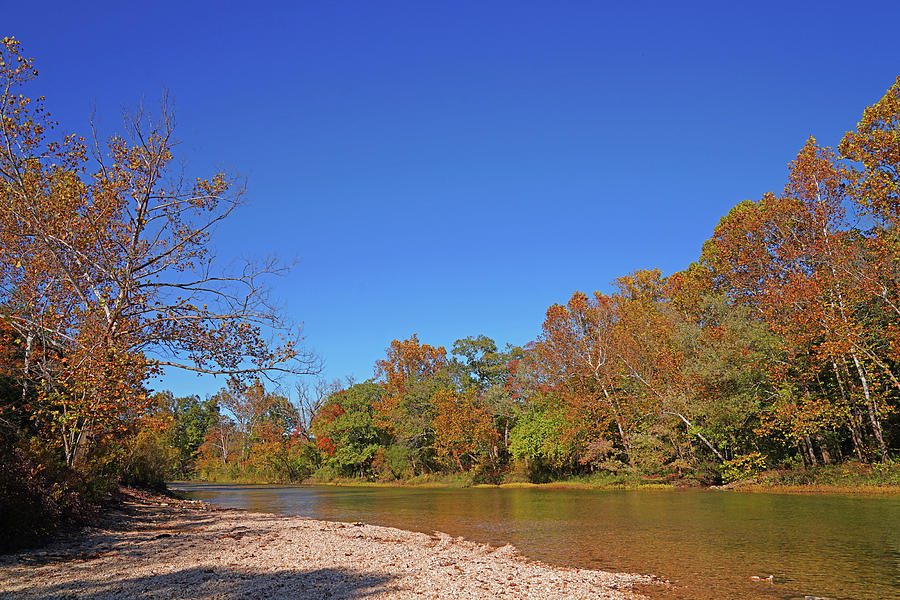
[72,418,94,468]
[815,432,832,465]
[798,442,810,468]
[850,351,889,462]
[601,384,632,465]
[20,333,33,407]
[804,435,819,467]
[832,360,865,461]
[663,411,725,462]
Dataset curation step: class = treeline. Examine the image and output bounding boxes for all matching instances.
[173,336,526,484]
[141,76,900,487]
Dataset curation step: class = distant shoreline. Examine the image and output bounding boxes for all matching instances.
[0,488,658,600]
[175,477,900,495]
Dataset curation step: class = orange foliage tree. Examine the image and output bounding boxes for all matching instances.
[704,136,893,461]
[373,336,445,447]
[530,290,634,463]
[0,38,318,467]
[431,388,498,471]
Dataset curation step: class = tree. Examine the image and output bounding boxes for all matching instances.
[666,282,778,463]
[163,392,218,478]
[311,382,388,478]
[839,77,900,415]
[449,335,524,454]
[431,388,498,472]
[450,335,524,391]
[199,413,237,472]
[212,379,287,467]
[292,379,332,442]
[703,138,894,461]
[530,291,634,463]
[839,75,900,231]
[373,335,447,473]
[0,38,318,467]
[508,394,581,477]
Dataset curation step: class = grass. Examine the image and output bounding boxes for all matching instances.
[734,483,900,495]
[723,460,900,495]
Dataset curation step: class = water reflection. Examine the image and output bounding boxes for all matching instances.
[169,483,900,600]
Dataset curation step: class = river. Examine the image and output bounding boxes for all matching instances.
[169,483,900,600]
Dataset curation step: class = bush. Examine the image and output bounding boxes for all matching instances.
[0,444,91,553]
[502,459,532,484]
[629,433,676,476]
[120,427,174,490]
[722,452,767,483]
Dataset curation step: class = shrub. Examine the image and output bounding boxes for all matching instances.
[120,427,174,491]
[0,444,91,553]
[722,451,767,483]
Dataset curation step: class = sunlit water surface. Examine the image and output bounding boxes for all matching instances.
[169,483,900,600]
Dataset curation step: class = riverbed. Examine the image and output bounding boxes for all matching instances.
[170,483,900,600]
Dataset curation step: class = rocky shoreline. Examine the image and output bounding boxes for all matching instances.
[0,489,657,599]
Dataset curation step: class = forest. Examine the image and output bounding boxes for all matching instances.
[1,37,898,547]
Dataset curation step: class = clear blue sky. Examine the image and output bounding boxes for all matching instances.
[8,1,900,399]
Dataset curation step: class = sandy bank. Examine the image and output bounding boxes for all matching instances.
[0,489,657,600]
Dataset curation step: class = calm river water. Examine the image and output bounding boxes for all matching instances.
[169,483,899,600]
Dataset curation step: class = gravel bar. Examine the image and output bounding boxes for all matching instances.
[0,489,659,599]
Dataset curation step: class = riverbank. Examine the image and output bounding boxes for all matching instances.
[716,482,900,495]
[191,474,900,495]
[195,459,900,494]
[0,488,658,600]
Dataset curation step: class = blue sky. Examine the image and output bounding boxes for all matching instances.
[8,1,900,399]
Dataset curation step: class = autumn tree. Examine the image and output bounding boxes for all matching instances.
[530,291,634,464]
[614,270,736,466]
[666,270,779,464]
[839,76,900,451]
[840,75,900,231]
[212,379,284,466]
[431,388,498,472]
[373,335,447,473]
[199,413,237,473]
[0,38,318,468]
[703,136,895,462]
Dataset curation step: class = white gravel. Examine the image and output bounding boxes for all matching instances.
[0,490,658,599]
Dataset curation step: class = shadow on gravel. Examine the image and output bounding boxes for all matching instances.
[12,566,394,600]
[9,505,223,565]
[96,501,217,534]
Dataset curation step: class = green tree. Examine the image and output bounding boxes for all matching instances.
[450,335,524,391]
[165,393,219,478]
[312,382,389,479]
[450,335,524,455]
[508,396,581,479]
